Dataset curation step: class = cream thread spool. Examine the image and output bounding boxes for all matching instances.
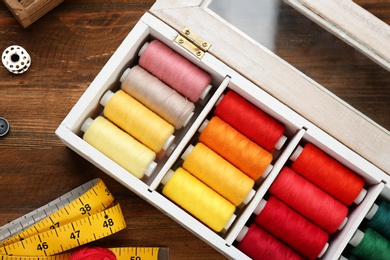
[120,66,195,129]
[100,90,175,153]
[162,168,236,233]
[81,116,157,179]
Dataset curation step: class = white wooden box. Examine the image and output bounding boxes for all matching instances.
[56,1,390,259]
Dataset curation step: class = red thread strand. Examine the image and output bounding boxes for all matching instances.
[214,90,285,151]
[237,224,304,260]
[255,196,329,260]
[291,143,365,205]
[139,40,212,102]
[269,166,348,233]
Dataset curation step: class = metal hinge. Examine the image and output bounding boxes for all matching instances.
[175,27,211,59]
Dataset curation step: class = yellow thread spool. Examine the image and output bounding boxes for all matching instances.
[162,168,236,232]
[100,90,175,153]
[182,143,255,206]
[82,116,157,178]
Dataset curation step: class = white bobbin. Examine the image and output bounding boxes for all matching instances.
[2,45,31,74]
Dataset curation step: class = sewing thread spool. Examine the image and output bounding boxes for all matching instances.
[366,201,390,240]
[349,228,390,260]
[254,197,329,259]
[81,116,157,179]
[100,90,175,153]
[290,143,366,205]
[236,224,304,260]
[138,40,212,102]
[214,91,287,151]
[198,116,273,180]
[120,65,195,129]
[161,168,236,232]
[182,143,255,206]
[269,166,348,233]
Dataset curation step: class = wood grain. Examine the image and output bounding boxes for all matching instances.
[0,1,389,259]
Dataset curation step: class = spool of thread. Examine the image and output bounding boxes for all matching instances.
[182,143,255,206]
[138,40,212,102]
[366,201,390,240]
[254,196,329,259]
[349,228,390,260]
[214,91,287,151]
[198,116,273,180]
[290,143,367,205]
[269,166,348,233]
[81,116,156,179]
[236,224,304,260]
[100,90,175,153]
[120,65,195,129]
[162,168,236,233]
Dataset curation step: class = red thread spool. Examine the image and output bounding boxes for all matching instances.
[138,39,212,102]
[269,166,348,233]
[290,143,366,205]
[69,247,116,260]
[198,116,273,180]
[237,224,304,260]
[254,197,329,259]
[214,90,286,151]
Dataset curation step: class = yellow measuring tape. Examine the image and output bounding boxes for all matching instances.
[0,179,168,260]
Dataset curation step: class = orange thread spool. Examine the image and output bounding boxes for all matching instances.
[199,116,273,180]
[290,143,366,206]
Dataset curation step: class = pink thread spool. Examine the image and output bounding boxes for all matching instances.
[138,40,212,102]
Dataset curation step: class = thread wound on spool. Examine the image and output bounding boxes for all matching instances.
[162,167,235,232]
[290,143,365,206]
[237,224,304,260]
[255,197,329,260]
[269,166,348,233]
[351,228,390,260]
[82,116,156,179]
[182,143,255,206]
[199,116,273,181]
[102,90,175,153]
[367,200,390,240]
[121,65,195,129]
[214,91,286,151]
[138,40,212,102]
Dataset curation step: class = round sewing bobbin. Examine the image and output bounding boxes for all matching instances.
[2,45,31,74]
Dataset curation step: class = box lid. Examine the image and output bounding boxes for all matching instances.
[285,0,390,72]
[149,0,390,174]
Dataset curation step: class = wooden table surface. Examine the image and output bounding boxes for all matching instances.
[0,1,389,259]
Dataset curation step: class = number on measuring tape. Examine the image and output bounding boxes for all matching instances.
[70,230,80,240]
[80,204,92,214]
